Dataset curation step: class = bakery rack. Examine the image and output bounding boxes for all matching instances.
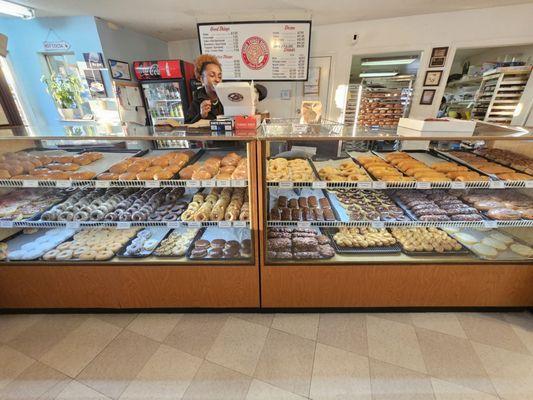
[266,220,533,228]
[0,179,248,188]
[473,66,532,123]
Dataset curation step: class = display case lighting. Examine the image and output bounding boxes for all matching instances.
[361,57,416,66]
[0,0,34,19]
[359,72,398,78]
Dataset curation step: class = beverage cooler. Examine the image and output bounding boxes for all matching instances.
[133,59,195,125]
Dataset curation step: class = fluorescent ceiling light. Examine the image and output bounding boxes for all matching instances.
[0,0,34,19]
[359,72,398,78]
[361,57,416,66]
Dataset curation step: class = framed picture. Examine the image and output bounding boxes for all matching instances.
[83,69,108,98]
[83,52,105,69]
[420,89,436,105]
[429,46,448,68]
[108,59,132,81]
[424,70,442,86]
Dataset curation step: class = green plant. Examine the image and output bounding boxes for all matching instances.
[41,73,83,109]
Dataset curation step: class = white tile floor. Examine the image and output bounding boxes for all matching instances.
[0,311,532,399]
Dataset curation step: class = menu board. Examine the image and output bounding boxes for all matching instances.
[197,21,311,81]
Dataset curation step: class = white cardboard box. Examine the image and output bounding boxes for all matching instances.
[398,118,475,136]
[215,82,255,117]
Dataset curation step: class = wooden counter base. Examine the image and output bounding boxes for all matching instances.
[0,264,259,309]
[261,263,533,308]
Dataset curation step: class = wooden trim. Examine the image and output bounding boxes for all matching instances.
[261,264,533,308]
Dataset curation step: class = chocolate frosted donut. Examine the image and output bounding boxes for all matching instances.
[277,196,288,208]
[288,199,298,209]
[132,211,146,221]
[104,212,118,221]
[119,212,132,221]
[163,213,178,221]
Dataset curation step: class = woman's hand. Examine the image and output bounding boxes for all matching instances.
[200,100,212,118]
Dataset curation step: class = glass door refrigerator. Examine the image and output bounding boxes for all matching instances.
[133,59,194,126]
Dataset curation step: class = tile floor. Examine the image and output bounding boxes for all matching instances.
[0,311,532,399]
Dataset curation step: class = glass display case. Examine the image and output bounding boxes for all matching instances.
[258,119,533,308]
[0,126,259,309]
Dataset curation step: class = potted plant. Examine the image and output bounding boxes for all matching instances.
[41,73,84,120]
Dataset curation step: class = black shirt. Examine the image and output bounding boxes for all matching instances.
[185,87,224,123]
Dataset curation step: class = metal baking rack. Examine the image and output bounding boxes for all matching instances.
[266,220,533,228]
[0,220,250,229]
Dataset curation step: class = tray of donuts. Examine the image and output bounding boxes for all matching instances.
[389,227,470,256]
[266,157,317,182]
[266,227,336,260]
[0,228,78,261]
[326,227,402,254]
[41,228,140,262]
[180,187,249,222]
[442,227,533,260]
[391,190,485,222]
[349,151,414,182]
[0,149,121,181]
[178,151,248,182]
[38,187,191,223]
[373,150,492,182]
[97,149,200,181]
[312,158,372,182]
[268,188,339,222]
[459,190,533,221]
[186,227,252,261]
[0,188,73,222]
[117,227,172,258]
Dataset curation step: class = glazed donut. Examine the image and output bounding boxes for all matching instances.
[131,211,146,221]
[78,251,96,260]
[89,209,104,220]
[74,211,89,221]
[119,212,132,221]
[58,211,74,221]
[95,250,114,261]
[41,211,57,221]
[104,212,118,221]
[56,249,73,260]
[42,249,59,260]
[91,199,103,208]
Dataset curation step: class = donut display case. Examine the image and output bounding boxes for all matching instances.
[258,120,533,308]
[0,126,260,309]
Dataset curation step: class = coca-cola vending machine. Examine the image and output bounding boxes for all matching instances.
[133,59,195,125]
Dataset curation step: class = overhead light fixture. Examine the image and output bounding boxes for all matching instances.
[361,57,416,66]
[359,72,398,78]
[0,0,34,19]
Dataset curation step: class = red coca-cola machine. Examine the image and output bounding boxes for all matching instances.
[133,59,195,125]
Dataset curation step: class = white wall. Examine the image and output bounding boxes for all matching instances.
[168,3,533,122]
[167,38,199,63]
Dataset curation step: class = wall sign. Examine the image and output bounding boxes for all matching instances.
[108,59,132,81]
[83,52,105,69]
[197,21,311,81]
[43,40,70,51]
[429,46,448,68]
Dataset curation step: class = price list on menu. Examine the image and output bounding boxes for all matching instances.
[198,21,311,81]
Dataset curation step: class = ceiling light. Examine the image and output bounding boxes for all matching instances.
[361,57,416,66]
[0,0,34,19]
[359,72,398,78]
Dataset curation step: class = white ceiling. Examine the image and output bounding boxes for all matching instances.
[8,0,533,41]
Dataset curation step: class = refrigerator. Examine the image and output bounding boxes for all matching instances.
[133,59,195,125]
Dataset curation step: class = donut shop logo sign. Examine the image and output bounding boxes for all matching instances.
[241,36,269,70]
[43,40,70,51]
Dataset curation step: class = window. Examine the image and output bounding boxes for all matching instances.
[0,55,28,126]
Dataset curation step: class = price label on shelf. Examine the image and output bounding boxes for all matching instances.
[216,180,230,187]
[490,181,505,189]
[201,180,216,187]
[292,123,308,134]
[23,180,39,188]
[525,181,533,188]
[144,180,160,188]
[372,182,387,189]
[0,220,14,228]
[95,181,111,188]
[233,180,247,187]
[186,181,201,188]
[312,181,327,189]
[371,221,385,229]
[233,221,247,228]
[55,180,71,188]
[416,182,431,189]
[187,221,202,228]
[218,221,232,228]
[357,182,372,189]
[297,221,311,228]
[117,222,132,229]
[450,182,466,189]
[166,221,181,228]
[66,221,80,229]
[278,181,294,189]
[483,221,498,229]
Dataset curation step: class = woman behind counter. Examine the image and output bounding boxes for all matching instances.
[185,54,224,123]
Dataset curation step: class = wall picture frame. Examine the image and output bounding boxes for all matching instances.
[429,46,448,68]
[420,89,436,105]
[83,52,105,69]
[424,70,442,86]
[108,59,132,81]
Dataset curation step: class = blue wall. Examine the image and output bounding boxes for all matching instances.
[0,16,106,131]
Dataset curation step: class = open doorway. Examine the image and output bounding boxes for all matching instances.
[343,51,422,130]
